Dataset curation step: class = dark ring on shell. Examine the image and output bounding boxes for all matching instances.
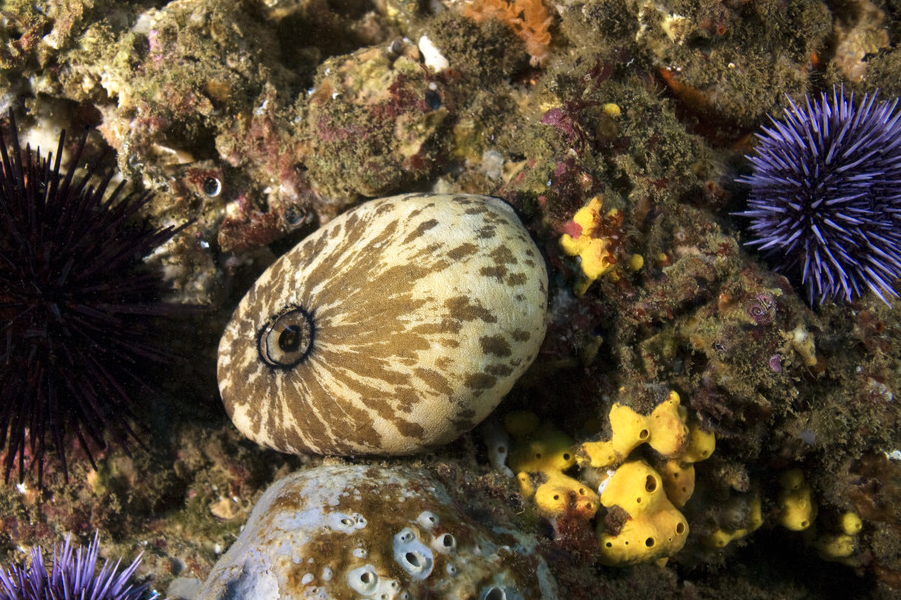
[257,304,316,369]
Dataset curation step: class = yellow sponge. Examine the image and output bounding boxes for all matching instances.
[839,511,862,536]
[597,459,689,566]
[814,511,863,564]
[580,391,690,469]
[815,533,856,561]
[505,415,595,518]
[778,469,817,531]
[702,494,763,549]
[662,420,716,507]
[508,422,577,475]
[559,197,620,295]
[534,471,600,518]
[647,393,690,457]
[660,459,695,508]
[681,421,716,463]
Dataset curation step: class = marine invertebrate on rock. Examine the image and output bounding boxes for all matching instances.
[0,114,193,483]
[777,468,817,531]
[558,196,623,295]
[218,193,548,456]
[659,420,716,508]
[814,511,863,564]
[702,494,763,549]
[569,392,713,565]
[462,0,555,66]
[579,391,691,469]
[0,532,157,600]
[196,464,559,599]
[505,414,599,518]
[597,459,689,566]
[738,86,901,304]
[493,394,713,565]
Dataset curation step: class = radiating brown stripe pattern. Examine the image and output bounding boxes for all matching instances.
[217,193,548,456]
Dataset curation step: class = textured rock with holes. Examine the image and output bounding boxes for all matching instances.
[195,465,559,600]
[217,193,548,456]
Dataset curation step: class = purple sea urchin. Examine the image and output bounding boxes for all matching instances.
[0,532,157,600]
[738,86,901,305]
[0,113,191,484]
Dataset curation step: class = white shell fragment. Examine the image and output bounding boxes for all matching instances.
[195,465,559,600]
[418,35,449,72]
[217,193,548,456]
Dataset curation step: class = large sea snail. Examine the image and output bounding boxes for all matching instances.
[217,193,548,456]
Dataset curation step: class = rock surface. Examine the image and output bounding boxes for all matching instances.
[196,464,559,600]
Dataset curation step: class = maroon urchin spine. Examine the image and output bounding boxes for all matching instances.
[0,112,193,484]
[737,86,901,305]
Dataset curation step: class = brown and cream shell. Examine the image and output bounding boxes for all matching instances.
[217,193,548,455]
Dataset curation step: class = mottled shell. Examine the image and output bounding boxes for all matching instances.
[217,193,548,455]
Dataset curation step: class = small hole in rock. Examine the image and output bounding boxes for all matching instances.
[484,587,506,600]
[202,177,222,197]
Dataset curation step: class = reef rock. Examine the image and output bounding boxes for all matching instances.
[195,464,558,600]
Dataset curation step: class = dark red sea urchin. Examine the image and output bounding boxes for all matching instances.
[0,532,157,600]
[0,113,191,485]
[738,86,901,305]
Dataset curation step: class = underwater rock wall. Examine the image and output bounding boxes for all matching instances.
[1,0,901,598]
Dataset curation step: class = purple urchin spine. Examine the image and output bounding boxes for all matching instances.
[737,86,901,305]
[0,532,158,600]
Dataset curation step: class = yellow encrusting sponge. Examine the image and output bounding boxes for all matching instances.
[777,468,817,531]
[559,196,622,295]
[597,459,690,566]
[580,391,690,469]
[506,415,599,519]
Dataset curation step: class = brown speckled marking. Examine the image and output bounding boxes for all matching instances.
[506,273,528,286]
[464,373,497,391]
[444,296,498,324]
[479,265,508,282]
[403,218,439,244]
[479,335,512,357]
[447,242,479,260]
[486,364,515,376]
[217,193,548,456]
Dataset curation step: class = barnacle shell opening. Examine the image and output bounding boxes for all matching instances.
[217,193,549,456]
